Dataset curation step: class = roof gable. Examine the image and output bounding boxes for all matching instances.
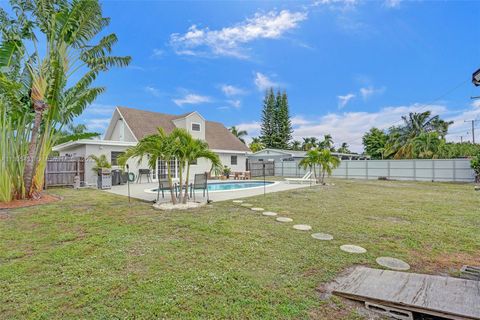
[116,106,250,152]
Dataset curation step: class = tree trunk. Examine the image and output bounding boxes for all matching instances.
[167,163,176,205]
[178,162,183,204]
[321,169,326,185]
[183,164,191,204]
[23,101,47,199]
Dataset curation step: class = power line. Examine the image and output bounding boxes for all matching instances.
[347,79,469,145]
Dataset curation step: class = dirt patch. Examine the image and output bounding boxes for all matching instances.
[0,194,61,210]
[409,250,480,275]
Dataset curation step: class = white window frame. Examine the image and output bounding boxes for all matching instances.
[191,122,201,132]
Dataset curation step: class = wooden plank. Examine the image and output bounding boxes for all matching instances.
[332,267,480,320]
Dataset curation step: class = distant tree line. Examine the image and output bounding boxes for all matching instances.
[362,111,480,159]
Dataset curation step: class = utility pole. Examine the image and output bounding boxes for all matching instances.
[465,120,477,143]
[460,136,463,143]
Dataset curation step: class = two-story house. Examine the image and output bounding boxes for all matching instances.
[53,106,251,185]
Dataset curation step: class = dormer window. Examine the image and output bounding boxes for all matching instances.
[192,123,201,131]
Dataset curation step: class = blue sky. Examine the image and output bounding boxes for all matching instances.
[73,0,480,151]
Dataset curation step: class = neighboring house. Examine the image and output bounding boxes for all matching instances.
[53,106,250,185]
[248,148,369,163]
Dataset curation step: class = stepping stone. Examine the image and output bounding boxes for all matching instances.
[241,203,253,207]
[311,233,333,240]
[276,217,293,223]
[251,207,264,212]
[232,200,243,203]
[293,224,312,231]
[340,245,367,254]
[262,211,278,217]
[376,257,410,271]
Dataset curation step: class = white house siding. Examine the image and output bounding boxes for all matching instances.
[173,112,206,140]
[109,118,136,142]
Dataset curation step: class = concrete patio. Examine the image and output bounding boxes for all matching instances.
[104,179,309,203]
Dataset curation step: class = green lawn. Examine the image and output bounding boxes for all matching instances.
[1,179,479,319]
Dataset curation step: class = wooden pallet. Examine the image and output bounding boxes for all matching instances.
[332,267,480,320]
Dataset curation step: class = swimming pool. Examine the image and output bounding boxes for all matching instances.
[146,180,277,193]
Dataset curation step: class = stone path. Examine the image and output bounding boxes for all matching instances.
[262,211,278,216]
[293,224,312,231]
[340,245,367,254]
[376,257,410,271]
[234,201,411,270]
[311,233,333,240]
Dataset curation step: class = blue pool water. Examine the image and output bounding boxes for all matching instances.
[150,181,274,192]
[207,181,274,191]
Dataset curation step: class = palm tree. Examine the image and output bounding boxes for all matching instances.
[1,0,130,200]
[413,132,442,159]
[174,130,221,203]
[290,140,302,151]
[318,149,340,184]
[120,128,178,204]
[298,149,321,181]
[337,142,351,154]
[56,124,100,145]
[229,126,248,144]
[319,134,334,150]
[302,137,318,150]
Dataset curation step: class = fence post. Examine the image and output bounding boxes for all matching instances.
[413,159,416,181]
[387,160,391,179]
[432,160,435,182]
[366,160,369,180]
[453,160,456,182]
[346,161,349,179]
[281,161,284,177]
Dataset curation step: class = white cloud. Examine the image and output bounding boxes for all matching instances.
[337,93,355,109]
[472,99,480,108]
[313,0,358,10]
[145,86,161,97]
[291,116,311,126]
[173,94,212,106]
[254,72,278,91]
[384,0,402,8]
[227,99,241,109]
[170,10,307,58]
[235,121,261,142]
[359,86,385,100]
[84,103,115,116]
[84,118,110,131]
[152,48,164,58]
[292,104,448,152]
[221,84,246,96]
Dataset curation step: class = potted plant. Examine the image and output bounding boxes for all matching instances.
[223,165,231,179]
[88,154,112,174]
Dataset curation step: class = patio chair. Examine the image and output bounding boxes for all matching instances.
[284,171,316,184]
[136,169,151,183]
[190,173,208,201]
[156,178,170,202]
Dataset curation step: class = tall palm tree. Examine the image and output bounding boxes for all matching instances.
[229,126,248,144]
[318,149,340,184]
[120,128,178,204]
[319,134,334,150]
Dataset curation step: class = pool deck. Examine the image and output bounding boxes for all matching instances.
[104,179,309,203]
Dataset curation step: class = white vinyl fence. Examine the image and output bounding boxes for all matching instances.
[275,159,475,182]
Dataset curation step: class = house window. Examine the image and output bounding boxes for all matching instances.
[111,151,125,166]
[231,155,237,165]
[191,123,201,131]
